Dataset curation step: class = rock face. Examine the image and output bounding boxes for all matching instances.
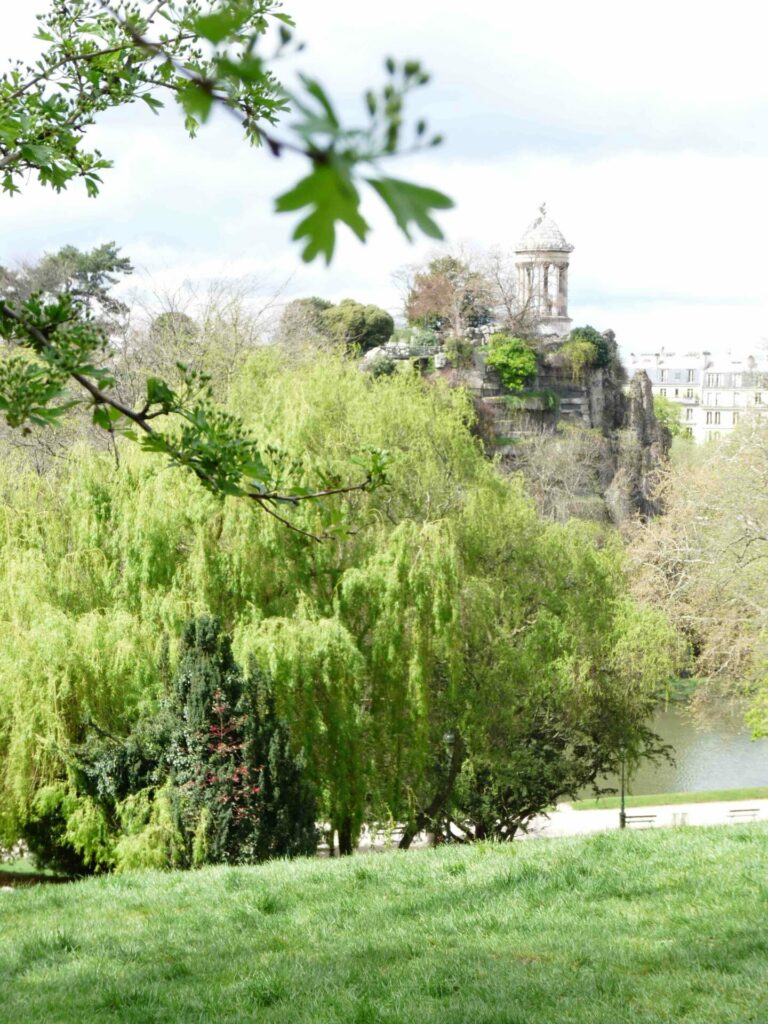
[470,357,669,525]
[604,370,669,522]
[362,334,670,525]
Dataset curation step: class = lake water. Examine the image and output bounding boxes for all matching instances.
[595,703,768,796]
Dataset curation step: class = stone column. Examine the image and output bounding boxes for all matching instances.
[517,262,527,306]
[540,263,547,314]
[557,264,568,318]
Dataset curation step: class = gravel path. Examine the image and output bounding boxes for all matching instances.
[524,797,768,839]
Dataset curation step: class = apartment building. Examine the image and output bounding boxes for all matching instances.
[627,348,768,442]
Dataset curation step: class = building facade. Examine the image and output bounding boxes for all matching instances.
[627,348,768,442]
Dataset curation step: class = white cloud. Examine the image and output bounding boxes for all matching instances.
[2,1,767,363]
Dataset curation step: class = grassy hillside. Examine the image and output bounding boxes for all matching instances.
[2,827,768,1023]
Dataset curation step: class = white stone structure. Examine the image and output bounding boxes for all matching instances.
[515,204,574,338]
[628,347,768,443]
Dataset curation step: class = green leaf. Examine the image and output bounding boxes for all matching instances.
[298,76,339,128]
[146,377,176,407]
[178,82,214,123]
[366,177,453,242]
[92,406,111,430]
[193,11,246,44]
[141,94,164,114]
[275,164,369,264]
[20,143,54,166]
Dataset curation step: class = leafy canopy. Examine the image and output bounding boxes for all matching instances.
[405,255,492,337]
[0,351,682,865]
[568,325,613,369]
[320,299,394,353]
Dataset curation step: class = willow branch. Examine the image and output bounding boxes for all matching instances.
[0,300,374,541]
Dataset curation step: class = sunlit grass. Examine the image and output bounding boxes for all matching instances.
[2,827,768,1023]
[0,857,63,877]
[573,786,768,810]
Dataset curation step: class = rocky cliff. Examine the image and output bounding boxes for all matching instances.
[363,333,670,525]
[434,350,669,525]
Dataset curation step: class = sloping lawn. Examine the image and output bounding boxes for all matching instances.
[2,826,768,1023]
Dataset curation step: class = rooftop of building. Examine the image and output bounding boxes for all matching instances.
[516,204,574,254]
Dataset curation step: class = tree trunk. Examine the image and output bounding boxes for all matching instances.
[398,818,423,851]
[398,731,465,850]
[337,817,354,856]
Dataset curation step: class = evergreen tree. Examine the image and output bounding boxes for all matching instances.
[167,618,317,865]
[168,617,254,865]
[241,660,317,861]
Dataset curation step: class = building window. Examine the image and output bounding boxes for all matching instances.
[756,393,763,405]
[674,388,679,397]
[659,388,667,396]
[734,375,742,387]
[714,393,720,406]
[660,370,667,383]
[706,411,712,424]
[706,430,720,442]
[684,427,693,438]
[685,388,694,398]
[687,370,695,383]
[686,407,693,420]
[714,411,721,425]
[674,371,681,380]
[733,411,739,425]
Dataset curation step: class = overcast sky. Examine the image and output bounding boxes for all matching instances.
[2,1,768,359]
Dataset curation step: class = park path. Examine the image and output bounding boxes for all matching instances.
[523,797,768,839]
[343,798,768,854]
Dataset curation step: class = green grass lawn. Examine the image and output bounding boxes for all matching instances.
[573,786,768,810]
[2,827,768,1023]
[0,856,65,878]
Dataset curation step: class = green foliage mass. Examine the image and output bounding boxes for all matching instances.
[568,325,613,369]
[485,333,538,391]
[558,327,616,383]
[653,395,686,438]
[320,299,394,353]
[277,297,393,354]
[0,352,681,867]
[444,335,475,369]
[560,339,598,382]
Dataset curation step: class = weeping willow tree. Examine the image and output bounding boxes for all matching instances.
[0,350,681,866]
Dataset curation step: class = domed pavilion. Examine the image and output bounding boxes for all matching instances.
[515,204,574,338]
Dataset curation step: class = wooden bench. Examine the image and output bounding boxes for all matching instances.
[728,807,760,821]
[624,813,657,828]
